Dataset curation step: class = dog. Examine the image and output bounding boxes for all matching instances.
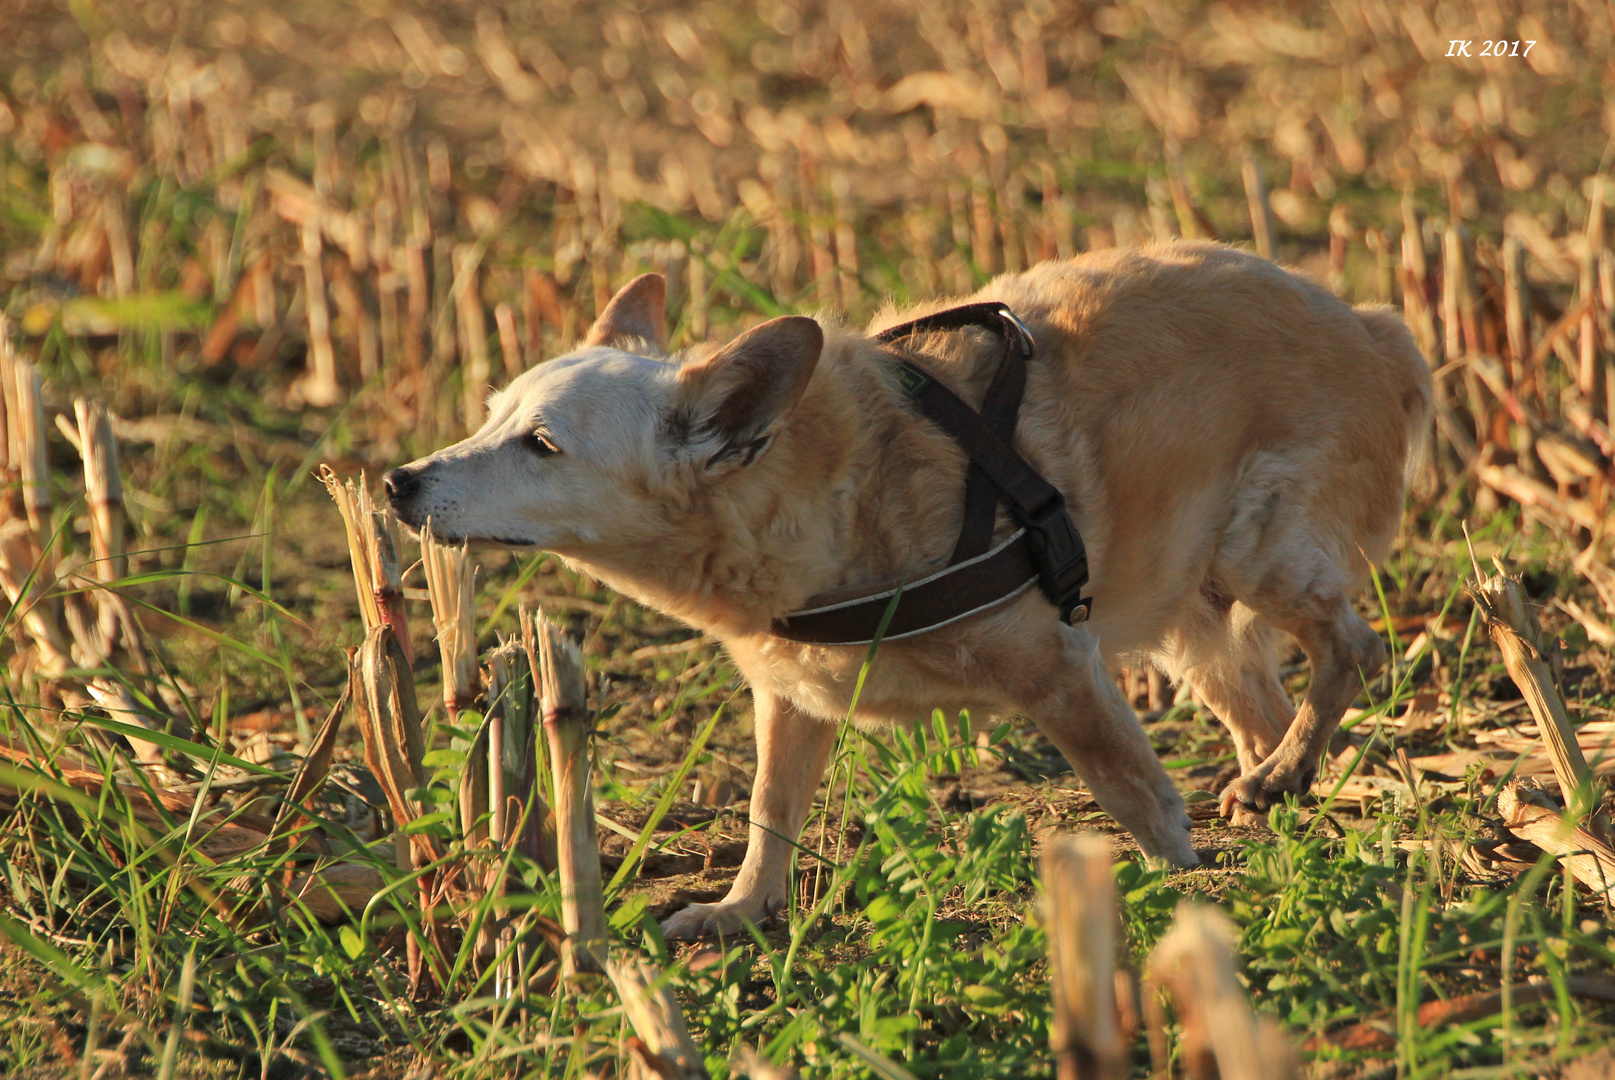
[385,242,1433,939]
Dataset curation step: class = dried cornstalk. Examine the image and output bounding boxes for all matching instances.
[1476,463,1601,532]
[1401,196,1439,362]
[352,627,438,863]
[525,609,603,974]
[320,466,412,661]
[73,399,124,583]
[0,313,12,469]
[12,359,51,539]
[71,397,140,663]
[1043,834,1126,1080]
[1503,234,1532,374]
[1145,903,1295,1080]
[1578,177,1604,400]
[458,715,491,851]
[495,301,522,379]
[1442,226,1472,361]
[289,860,388,923]
[0,338,70,676]
[1327,205,1350,295]
[300,221,340,407]
[1240,153,1273,260]
[1498,779,1615,899]
[0,521,72,675]
[422,529,478,715]
[1306,974,1615,1052]
[266,683,350,862]
[484,639,540,848]
[1165,152,1204,242]
[351,626,447,995]
[605,956,710,1080]
[453,244,490,429]
[473,639,546,988]
[1467,569,1603,826]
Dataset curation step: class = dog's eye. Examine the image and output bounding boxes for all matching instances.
[527,432,560,457]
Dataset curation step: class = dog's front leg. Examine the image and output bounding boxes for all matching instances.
[1024,626,1199,869]
[661,692,838,939]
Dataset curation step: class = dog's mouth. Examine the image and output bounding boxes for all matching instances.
[396,519,540,551]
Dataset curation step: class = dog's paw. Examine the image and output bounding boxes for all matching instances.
[1218,759,1317,818]
[659,897,778,940]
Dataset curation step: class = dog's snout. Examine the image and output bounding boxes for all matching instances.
[383,467,422,504]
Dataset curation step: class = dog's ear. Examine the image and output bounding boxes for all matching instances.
[676,316,822,469]
[585,273,667,353]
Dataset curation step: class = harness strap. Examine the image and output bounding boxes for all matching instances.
[874,305,1029,561]
[768,530,1039,646]
[770,302,1090,645]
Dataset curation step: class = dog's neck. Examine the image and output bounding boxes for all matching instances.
[567,329,987,639]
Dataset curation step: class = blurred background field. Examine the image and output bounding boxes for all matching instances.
[2,1,1615,1077]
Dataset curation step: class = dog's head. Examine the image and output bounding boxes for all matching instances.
[385,274,823,566]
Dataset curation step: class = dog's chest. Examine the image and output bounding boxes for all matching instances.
[735,631,1014,727]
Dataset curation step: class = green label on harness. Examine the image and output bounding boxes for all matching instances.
[895,363,933,398]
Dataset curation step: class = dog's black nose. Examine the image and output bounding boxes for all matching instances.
[383,467,421,504]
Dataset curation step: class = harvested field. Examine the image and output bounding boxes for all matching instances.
[1,1,1614,1077]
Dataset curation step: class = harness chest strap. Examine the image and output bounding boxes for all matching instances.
[769,303,1091,646]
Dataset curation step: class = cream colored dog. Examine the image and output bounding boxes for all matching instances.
[386,242,1432,938]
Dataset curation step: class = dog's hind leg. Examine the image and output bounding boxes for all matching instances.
[1022,627,1198,868]
[1216,541,1386,815]
[660,692,838,940]
[1174,610,1293,774]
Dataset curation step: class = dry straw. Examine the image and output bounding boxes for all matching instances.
[1145,903,1296,1080]
[320,466,412,661]
[421,527,479,715]
[524,607,603,975]
[1042,834,1126,1080]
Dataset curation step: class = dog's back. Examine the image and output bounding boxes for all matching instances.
[938,243,1432,662]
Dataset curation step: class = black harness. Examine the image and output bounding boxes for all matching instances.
[770,303,1091,645]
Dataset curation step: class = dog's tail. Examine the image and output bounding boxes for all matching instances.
[1357,306,1435,491]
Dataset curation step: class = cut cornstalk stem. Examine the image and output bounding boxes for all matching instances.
[13,360,51,542]
[1043,834,1125,1080]
[421,527,479,715]
[484,638,538,847]
[320,466,413,662]
[72,397,143,664]
[0,339,70,676]
[458,714,491,850]
[526,609,602,974]
[1503,234,1532,377]
[74,398,124,582]
[1240,152,1274,260]
[495,301,522,379]
[1467,569,1603,828]
[1401,195,1439,364]
[300,221,340,407]
[1499,779,1615,898]
[351,626,437,856]
[453,243,490,429]
[351,625,446,996]
[605,955,710,1080]
[1146,903,1296,1080]
[1579,177,1604,399]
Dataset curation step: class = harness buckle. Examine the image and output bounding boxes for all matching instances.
[1019,493,1092,625]
[992,306,1036,358]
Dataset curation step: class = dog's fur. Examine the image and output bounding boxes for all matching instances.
[387,242,1433,938]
